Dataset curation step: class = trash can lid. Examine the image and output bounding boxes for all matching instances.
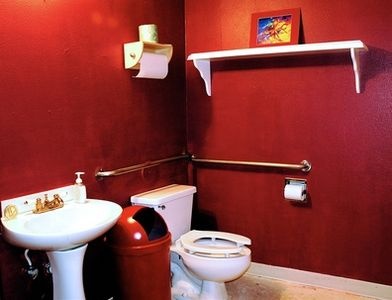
[106,206,168,247]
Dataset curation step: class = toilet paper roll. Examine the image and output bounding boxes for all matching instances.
[135,52,168,79]
[138,24,159,43]
[284,183,306,201]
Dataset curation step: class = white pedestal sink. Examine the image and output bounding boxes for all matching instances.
[47,244,88,300]
[1,185,123,300]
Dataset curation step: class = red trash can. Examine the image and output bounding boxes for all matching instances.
[106,206,171,300]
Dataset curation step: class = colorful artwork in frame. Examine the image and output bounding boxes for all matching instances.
[250,8,301,47]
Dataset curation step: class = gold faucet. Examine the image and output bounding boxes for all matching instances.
[33,194,64,214]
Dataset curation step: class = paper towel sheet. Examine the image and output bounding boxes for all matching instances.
[135,52,168,79]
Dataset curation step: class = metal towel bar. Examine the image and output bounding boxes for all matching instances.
[95,154,311,178]
[192,157,312,172]
[95,154,189,178]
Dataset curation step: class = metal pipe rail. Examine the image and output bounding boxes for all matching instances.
[95,154,189,178]
[95,154,312,179]
[191,157,312,173]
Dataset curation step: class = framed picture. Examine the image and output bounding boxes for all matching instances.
[250,8,301,47]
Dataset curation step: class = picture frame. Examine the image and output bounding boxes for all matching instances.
[250,8,301,47]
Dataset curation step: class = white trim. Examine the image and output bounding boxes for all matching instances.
[248,262,392,300]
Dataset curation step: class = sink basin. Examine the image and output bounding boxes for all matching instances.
[1,185,123,300]
[1,199,122,251]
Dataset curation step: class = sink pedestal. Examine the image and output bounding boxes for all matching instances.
[47,244,88,300]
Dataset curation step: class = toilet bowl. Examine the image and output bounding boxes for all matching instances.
[175,230,251,299]
[176,230,251,281]
[130,184,252,300]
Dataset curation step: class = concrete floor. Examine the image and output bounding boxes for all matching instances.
[226,273,379,300]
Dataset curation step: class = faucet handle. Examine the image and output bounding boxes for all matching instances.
[34,198,43,213]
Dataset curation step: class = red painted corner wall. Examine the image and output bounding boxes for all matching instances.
[1,0,391,298]
[0,0,186,298]
[0,0,186,201]
[185,0,392,285]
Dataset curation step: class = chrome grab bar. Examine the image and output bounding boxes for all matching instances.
[95,154,190,178]
[95,153,311,179]
[191,156,312,173]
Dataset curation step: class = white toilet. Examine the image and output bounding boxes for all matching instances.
[131,184,251,300]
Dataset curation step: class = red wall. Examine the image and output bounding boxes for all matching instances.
[1,0,391,298]
[0,0,186,298]
[186,0,392,286]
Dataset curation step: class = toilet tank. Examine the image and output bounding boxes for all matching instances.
[130,184,197,241]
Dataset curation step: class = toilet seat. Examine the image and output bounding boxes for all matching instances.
[179,230,251,257]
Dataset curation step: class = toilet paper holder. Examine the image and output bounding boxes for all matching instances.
[285,177,306,186]
[123,41,173,70]
[284,177,307,202]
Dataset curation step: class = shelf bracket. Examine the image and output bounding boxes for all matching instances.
[350,47,362,93]
[193,59,211,96]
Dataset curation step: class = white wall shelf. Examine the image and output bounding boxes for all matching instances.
[187,40,368,96]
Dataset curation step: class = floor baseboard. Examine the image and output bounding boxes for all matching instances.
[248,263,392,300]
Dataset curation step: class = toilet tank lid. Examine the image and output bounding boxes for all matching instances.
[130,184,197,205]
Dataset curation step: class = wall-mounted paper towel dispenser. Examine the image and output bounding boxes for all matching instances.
[123,41,173,79]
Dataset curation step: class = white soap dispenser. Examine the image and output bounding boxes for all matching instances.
[74,172,87,203]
